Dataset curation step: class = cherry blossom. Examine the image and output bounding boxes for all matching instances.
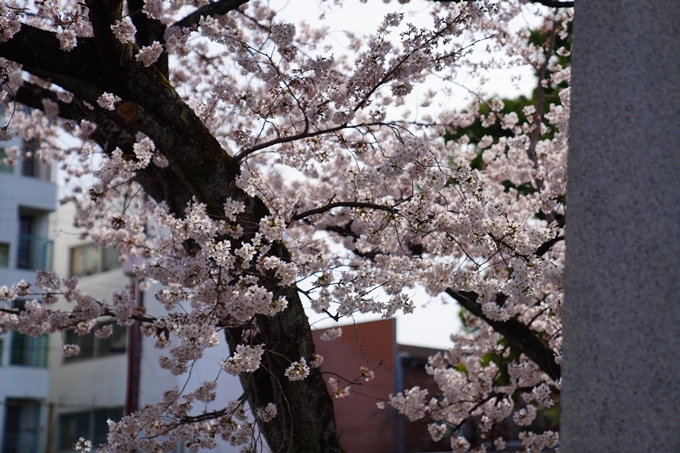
[284,358,310,381]
[0,0,572,451]
[136,41,163,67]
[56,28,76,51]
[111,17,136,44]
[97,92,121,111]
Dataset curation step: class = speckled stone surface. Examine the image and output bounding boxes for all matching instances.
[563,2,680,452]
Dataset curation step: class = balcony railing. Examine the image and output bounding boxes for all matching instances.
[20,153,54,182]
[1,399,42,453]
[9,332,48,368]
[16,234,53,271]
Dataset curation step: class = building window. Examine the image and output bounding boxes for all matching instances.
[17,215,53,271]
[0,148,14,174]
[2,399,42,453]
[20,152,35,177]
[63,323,127,362]
[59,407,123,451]
[0,243,9,267]
[9,331,49,368]
[8,300,49,368]
[70,244,121,277]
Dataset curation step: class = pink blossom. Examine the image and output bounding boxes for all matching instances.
[62,344,81,357]
[136,41,163,67]
[97,92,121,111]
[0,2,572,451]
[270,23,295,47]
[221,344,264,375]
[320,327,342,341]
[142,0,163,19]
[111,17,136,44]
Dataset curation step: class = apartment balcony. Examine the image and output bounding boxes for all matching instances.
[16,235,53,272]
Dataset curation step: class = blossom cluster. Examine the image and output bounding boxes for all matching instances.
[284,357,310,381]
[111,17,136,44]
[0,0,572,451]
[136,42,164,67]
[221,344,265,375]
[0,3,21,42]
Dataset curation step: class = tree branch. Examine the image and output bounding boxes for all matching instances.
[526,15,559,167]
[85,0,133,92]
[22,66,105,106]
[534,0,574,7]
[234,121,393,163]
[313,214,562,381]
[535,234,564,257]
[0,25,106,90]
[445,289,560,381]
[291,201,397,222]
[172,0,249,29]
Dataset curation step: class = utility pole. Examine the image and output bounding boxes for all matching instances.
[124,263,144,416]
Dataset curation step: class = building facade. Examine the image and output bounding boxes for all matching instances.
[314,319,445,453]
[47,203,243,453]
[0,140,57,453]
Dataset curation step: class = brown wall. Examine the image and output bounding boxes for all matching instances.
[314,319,399,453]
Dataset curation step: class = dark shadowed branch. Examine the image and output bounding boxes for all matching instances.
[172,0,250,29]
[445,289,560,381]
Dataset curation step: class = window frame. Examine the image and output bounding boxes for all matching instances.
[63,322,127,363]
[58,407,123,451]
[0,242,9,268]
[8,300,49,368]
[69,244,121,278]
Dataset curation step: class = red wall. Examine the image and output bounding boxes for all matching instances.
[314,319,399,453]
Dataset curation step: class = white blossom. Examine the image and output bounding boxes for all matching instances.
[142,0,163,19]
[256,403,278,422]
[221,344,265,375]
[57,29,77,51]
[62,344,81,357]
[0,3,573,451]
[270,23,295,47]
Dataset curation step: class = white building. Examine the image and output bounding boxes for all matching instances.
[48,203,243,453]
[0,141,57,453]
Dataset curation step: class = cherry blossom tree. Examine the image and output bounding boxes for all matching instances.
[0,0,571,452]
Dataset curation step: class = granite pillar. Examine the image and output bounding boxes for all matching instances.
[563,2,680,451]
